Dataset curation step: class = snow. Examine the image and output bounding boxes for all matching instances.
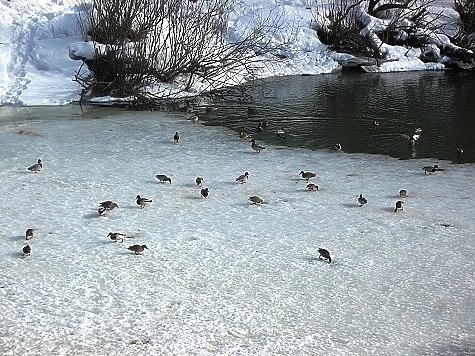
[0,1,473,353]
[0,107,474,354]
[0,0,466,106]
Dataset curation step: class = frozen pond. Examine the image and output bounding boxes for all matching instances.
[0,106,473,355]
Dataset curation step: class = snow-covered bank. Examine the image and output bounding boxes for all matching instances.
[0,0,469,106]
[0,108,473,354]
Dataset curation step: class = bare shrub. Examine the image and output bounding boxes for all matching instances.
[452,0,475,51]
[74,0,290,107]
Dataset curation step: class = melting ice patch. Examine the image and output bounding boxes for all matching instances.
[0,109,474,355]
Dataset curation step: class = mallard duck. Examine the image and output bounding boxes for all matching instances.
[250,139,265,153]
[108,232,126,243]
[394,200,404,212]
[22,245,31,256]
[236,172,249,184]
[128,244,148,255]
[306,183,319,191]
[239,131,251,140]
[25,229,34,240]
[99,201,119,210]
[155,174,172,184]
[299,171,316,180]
[196,177,203,187]
[249,196,263,205]
[423,165,442,174]
[358,194,367,207]
[28,159,42,173]
[200,187,209,198]
[188,115,199,124]
[136,195,152,208]
[98,207,107,216]
[318,248,331,263]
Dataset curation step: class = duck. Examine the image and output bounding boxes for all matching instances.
[200,187,209,198]
[394,200,404,212]
[256,122,264,133]
[196,177,203,187]
[22,245,31,256]
[136,195,152,208]
[334,143,342,151]
[299,171,316,180]
[187,114,199,124]
[236,172,249,184]
[276,127,285,139]
[99,201,119,210]
[108,232,126,243]
[249,196,263,205]
[128,244,148,255]
[358,194,367,207]
[155,174,172,184]
[456,147,464,158]
[409,128,422,146]
[247,107,259,116]
[205,106,218,114]
[28,159,42,173]
[399,189,407,198]
[318,248,331,263]
[239,131,252,140]
[98,207,107,216]
[423,164,442,174]
[25,228,34,240]
[173,132,180,143]
[372,120,380,127]
[306,183,319,191]
[250,139,265,153]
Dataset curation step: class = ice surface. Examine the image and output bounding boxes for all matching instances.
[0,109,473,354]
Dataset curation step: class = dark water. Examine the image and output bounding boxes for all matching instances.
[203,70,475,163]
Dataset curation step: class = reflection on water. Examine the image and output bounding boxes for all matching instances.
[203,70,475,163]
[0,71,474,163]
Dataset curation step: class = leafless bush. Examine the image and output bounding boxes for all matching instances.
[452,0,475,51]
[311,0,463,64]
[74,0,290,107]
[311,0,375,56]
